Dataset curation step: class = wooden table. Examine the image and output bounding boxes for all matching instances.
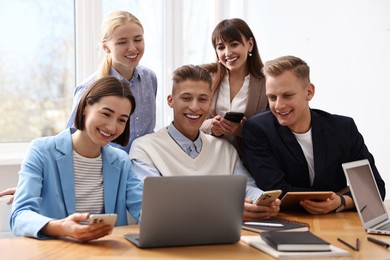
[1,201,390,259]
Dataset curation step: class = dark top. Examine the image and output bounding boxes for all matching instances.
[243,109,386,199]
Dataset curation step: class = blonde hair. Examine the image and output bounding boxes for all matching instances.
[263,55,310,85]
[97,11,144,79]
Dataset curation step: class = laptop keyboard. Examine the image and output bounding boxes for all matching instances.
[377,222,390,231]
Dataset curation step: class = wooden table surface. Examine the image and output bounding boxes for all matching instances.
[1,201,390,259]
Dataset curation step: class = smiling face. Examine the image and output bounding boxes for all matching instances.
[83,95,131,148]
[102,22,144,79]
[266,70,315,133]
[167,80,212,141]
[215,35,253,73]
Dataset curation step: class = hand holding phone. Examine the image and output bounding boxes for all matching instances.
[224,112,244,123]
[82,213,117,227]
[254,189,282,205]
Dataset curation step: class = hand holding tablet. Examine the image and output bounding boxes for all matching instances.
[280,191,333,211]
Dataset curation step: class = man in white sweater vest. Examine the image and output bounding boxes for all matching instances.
[130,65,280,221]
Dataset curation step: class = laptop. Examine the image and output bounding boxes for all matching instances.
[342,159,390,235]
[124,175,246,248]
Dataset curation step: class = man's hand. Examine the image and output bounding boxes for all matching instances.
[300,192,341,214]
[243,198,281,221]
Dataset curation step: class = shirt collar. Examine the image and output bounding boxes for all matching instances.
[109,67,140,83]
[167,122,202,153]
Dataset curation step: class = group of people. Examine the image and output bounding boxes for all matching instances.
[0,10,386,241]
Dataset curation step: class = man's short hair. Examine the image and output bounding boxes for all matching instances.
[262,55,310,84]
[171,65,212,94]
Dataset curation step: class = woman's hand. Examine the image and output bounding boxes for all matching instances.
[41,213,114,242]
[211,115,247,137]
[220,117,246,136]
[211,115,224,136]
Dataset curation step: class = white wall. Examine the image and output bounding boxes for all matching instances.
[0,165,20,191]
[1,1,389,198]
[247,0,390,197]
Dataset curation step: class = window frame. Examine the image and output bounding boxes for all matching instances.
[0,0,241,165]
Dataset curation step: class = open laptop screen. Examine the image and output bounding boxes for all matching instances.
[343,160,386,223]
[126,175,247,248]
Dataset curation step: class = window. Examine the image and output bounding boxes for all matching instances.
[0,0,75,142]
[100,0,216,128]
[0,0,222,145]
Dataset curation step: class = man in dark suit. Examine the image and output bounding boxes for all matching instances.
[243,55,385,214]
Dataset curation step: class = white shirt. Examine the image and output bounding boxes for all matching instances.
[215,73,250,116]
[293,129,315,186]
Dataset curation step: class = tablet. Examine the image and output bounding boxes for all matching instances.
[280,191,333,211]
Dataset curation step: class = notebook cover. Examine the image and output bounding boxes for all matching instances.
[242,218,309,233]
[241,236,350,258]
[260,231,331,252]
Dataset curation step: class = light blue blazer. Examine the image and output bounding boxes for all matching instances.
[10,128,143,238]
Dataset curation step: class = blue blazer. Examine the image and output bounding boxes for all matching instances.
[243,109,386,199]
[11,128,143,238]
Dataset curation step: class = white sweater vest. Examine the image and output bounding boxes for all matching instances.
[130,128,241,176]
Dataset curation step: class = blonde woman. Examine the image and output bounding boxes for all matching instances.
[67,10,157,153]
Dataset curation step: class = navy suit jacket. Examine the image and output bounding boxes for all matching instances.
[243,109,386,199]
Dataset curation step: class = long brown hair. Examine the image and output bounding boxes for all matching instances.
[210,18,264,93]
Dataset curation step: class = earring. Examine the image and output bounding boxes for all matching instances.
[248,52,252,57]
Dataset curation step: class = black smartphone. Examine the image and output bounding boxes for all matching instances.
[224,112,244,123]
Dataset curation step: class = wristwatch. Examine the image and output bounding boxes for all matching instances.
[335,195,346,212]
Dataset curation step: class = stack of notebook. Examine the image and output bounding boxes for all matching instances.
[241,231,350,258]
[260,231,330,252]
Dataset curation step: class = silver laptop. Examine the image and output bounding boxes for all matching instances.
[342,159,390,235]
[124,175,246,248]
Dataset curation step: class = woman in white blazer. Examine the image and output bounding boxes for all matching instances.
[10,77,142,241]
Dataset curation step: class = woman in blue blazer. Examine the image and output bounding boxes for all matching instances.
[10,77,143,241]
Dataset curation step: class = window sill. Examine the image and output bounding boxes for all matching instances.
[0,143,29,166]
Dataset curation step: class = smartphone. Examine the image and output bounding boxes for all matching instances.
[224,112,244,123]
[254,189,282,205]
[82,213,117,227]
[0,196,12,232]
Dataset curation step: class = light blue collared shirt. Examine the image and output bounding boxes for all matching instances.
[67,65,157,153]
[131,122,263,201]
[166,123,202,158]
